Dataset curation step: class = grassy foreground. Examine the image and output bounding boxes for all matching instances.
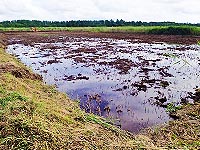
[0,32,199,149]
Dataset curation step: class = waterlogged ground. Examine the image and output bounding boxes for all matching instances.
[6,32,200,133]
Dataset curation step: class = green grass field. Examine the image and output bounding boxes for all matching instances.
[1,26,200,35]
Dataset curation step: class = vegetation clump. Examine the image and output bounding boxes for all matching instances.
[148,26,195,35]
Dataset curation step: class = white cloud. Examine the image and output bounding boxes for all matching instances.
[94,0,130,13]
[0,0,199,23]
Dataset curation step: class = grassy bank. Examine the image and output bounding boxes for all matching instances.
[144,103,200,149]
[1,26,200,35]
[0,26,158,33]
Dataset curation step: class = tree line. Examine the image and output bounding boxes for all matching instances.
[0,19,199,27]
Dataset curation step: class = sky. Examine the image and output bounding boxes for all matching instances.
[0,0,199,23]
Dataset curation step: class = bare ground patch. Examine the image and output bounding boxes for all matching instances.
[0,63,42,80]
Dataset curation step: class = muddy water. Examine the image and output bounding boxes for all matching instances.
[6,37,200,133]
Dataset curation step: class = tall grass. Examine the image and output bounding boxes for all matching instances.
[148,26,200,35]
[0,26,157,32]
[1,26,200,35]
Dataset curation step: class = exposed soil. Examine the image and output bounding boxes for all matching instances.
[194,89,200,103]
[4,31,200,45]
[0,63,42,80]
[0,33,6,48]
[0,33,42,80]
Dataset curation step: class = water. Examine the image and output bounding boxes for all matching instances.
[6,37,200,133]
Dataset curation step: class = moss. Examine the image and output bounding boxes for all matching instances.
[1,31,199,149]
[0,91,27,107]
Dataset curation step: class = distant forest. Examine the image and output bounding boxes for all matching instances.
[0,19,199,27]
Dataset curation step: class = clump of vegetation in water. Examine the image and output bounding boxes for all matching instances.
[166,102,182,113]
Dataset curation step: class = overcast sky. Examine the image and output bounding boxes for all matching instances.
[0,0,199,23]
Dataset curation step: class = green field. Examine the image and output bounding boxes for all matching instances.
[1,26,200,35]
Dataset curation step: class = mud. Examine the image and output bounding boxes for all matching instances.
[0,33,6,48]
[4,31,200,45]
[5,31,200,133]
[0,63,42,80]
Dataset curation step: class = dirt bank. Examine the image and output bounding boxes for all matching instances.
[4,31,200,45]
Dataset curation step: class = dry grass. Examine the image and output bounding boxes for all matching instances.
[143,103,200,149]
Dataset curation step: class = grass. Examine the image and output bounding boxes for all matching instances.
[1,26,200,35]
[166,102,182,113]
[0,91,27,107]
[0,72,145,149]
[144,103,200,149]
[148,26,200,35]
[0,26,155,33]
[1,32,139,150]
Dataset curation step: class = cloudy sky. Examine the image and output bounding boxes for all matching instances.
[0,0,199,23]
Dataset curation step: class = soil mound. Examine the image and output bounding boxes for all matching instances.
[0,63,42,80]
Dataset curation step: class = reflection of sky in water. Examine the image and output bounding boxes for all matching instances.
[6,37,200,133]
